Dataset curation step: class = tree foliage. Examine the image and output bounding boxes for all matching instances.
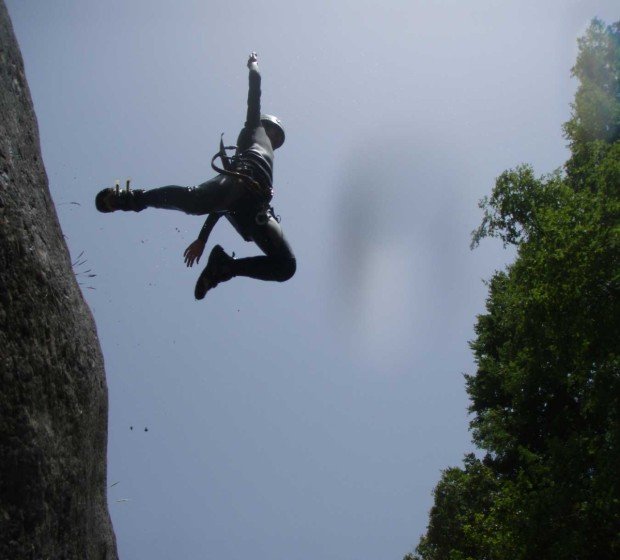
[565,19,620,188]
[410,19,620,560]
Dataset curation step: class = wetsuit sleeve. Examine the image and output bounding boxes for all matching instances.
[245,62,261,128]
[198,213,220,243]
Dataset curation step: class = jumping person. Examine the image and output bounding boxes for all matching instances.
[95,52,296,299]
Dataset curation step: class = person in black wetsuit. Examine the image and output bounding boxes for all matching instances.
[95,53,296,299]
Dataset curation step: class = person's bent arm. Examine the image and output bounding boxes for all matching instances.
[183,214,220,267]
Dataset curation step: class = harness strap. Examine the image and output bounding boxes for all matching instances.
[211,134,273,203]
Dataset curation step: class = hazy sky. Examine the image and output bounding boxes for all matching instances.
[7,1,619,559]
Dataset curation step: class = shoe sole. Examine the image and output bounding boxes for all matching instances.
[194,267,210,300]
[194,245,228,300]
[95,189,115,213]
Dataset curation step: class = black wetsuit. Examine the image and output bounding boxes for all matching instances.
[138,64,296,283]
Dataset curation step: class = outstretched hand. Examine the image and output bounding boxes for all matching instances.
[247,52,258,68]
[183,239,206,267]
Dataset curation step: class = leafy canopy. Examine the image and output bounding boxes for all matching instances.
[410,19,620,560]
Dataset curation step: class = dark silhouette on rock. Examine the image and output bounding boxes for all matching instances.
[0,2,118,558]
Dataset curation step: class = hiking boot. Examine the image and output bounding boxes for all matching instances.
[194,245,235,300]
[95,187,146,213]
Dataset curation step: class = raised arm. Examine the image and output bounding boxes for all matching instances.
[245,52,261,127]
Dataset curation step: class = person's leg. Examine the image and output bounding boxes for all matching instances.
[96,175,247,215]
[142,175,247,214]
[194,216,296,299]
[139,185,204,214]
[231,217,296,281]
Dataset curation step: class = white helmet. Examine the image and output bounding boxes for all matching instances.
[261,114,285,149]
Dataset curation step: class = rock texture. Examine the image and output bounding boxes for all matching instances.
[0,2,118,558]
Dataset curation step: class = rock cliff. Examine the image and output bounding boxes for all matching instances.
[0,2,118,558]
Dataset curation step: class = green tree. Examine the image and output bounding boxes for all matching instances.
[410,19,620,560]
[564,19,620,190]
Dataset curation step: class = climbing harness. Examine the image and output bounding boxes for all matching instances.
[255,206,280,225]
[211,134,280,226]
[211,134,273,202]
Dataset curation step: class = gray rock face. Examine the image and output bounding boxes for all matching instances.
[0,2,118,558]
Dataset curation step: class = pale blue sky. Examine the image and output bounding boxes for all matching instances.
[7,1,619,559]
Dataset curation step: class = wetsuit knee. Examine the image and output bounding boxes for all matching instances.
[274,257,296,282]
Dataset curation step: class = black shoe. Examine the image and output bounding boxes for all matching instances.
[95,187,146,213]
[195,245,235,300]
